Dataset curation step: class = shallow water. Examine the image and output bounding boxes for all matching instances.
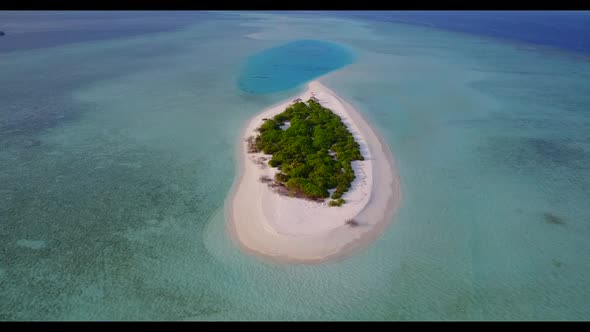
[0,11,589,320]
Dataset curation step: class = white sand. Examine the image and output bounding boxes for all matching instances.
[226,80,401,263]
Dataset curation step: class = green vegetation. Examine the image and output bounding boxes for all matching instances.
[252,99,363,204]
[328,198,346,207]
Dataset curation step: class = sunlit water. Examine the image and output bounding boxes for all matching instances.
[0,11,589,320]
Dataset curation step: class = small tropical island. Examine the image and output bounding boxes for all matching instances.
[248,97,363,207]
[227,80,401,264]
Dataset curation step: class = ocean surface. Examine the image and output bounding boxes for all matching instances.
[1,11,589,320]
[296,11,590,54]
[238,39,355,94]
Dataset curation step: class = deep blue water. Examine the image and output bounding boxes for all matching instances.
[296,11,590,55]
[0,11,243,53]
[4,11,588,56]
[237,39,355,94]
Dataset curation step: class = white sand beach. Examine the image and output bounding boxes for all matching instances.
[226,80,401,263]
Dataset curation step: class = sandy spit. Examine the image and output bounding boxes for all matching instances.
[225,80,401,264]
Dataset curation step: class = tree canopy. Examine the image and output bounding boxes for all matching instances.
[253,99,363,203]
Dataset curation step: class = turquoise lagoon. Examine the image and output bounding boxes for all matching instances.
[0,12,589,320]
[238,39,355,94]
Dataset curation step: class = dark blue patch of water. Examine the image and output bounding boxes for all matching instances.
[307,11,590,55]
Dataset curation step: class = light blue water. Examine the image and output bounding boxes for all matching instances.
[237,39,355,94]
[0,11,589,320]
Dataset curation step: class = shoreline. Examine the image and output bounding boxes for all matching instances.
[225,80,401,264]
